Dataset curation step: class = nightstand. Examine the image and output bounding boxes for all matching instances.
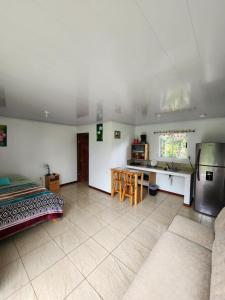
[45,174,60,192]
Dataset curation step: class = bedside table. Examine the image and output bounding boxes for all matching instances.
[45,174,60,192]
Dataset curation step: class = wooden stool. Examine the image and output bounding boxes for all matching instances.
[121,171,135,205]
[111,169,123,200]
[138,172,144,204]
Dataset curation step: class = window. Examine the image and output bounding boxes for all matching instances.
[159,133,188,159]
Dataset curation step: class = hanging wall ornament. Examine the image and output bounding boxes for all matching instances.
[96,123,103,142]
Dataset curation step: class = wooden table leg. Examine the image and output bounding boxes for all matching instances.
[111,169,114,197]
[119,172,122,201]
[140,173,143,202]
[134,174,138,205]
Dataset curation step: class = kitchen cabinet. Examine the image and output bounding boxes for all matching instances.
[156,173,185,195]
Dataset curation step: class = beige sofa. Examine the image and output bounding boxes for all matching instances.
[123,208,225,300]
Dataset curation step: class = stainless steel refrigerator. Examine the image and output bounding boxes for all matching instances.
[195,143,225,216]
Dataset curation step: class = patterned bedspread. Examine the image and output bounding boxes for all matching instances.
[0,182,64,239]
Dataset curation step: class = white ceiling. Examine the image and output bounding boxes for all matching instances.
[0,0,225,125]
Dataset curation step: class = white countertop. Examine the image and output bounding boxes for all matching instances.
[126,165,193,178]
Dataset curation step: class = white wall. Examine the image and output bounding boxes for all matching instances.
[135,118,225,164]
[1,116,225,193]
[111,122,134,167]
[0,117,77,184]
[0,117,134,192]
[77,122,134,193]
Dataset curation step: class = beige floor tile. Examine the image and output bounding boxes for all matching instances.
[0,184,207,300]
[201,214,215,228]
[124,212,146,223]
[14,225,50,256]
[93,196,114,208]
[69,238,108,277]
[142,216,169,231]
[95,208,121,224]
[111,215,139,235]
[6,283,37,300]
[87,255,135,300]
[0,239,19,269]
[124,201,156,222]
[86,203,107,215]
[75,198,94,209]
[22,240,65,279]
[160,196,182,209]
[42,217,72,238]
[66,206,91,224]
[54,225,88,254]
[146,193,166,205]
[148,210,175,226]
[93,226,126,252]
[178,205,202,223]
[0,259,29,300]
[154,205,178,217]
[126,204,156,218]
[112,237,149,273]
[32,257,84,300]
[107,201,130,215]
[73,215,107,236]
[65,280,101,300]
[129,222,166,250]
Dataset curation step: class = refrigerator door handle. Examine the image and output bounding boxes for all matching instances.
[196,149,201,181]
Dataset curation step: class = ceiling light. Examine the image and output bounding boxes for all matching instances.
[200,113,207,118]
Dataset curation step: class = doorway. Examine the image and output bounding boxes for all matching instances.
[77,133,89,182]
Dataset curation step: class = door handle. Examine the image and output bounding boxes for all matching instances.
[196,148,201,181]
[196,165,200,181]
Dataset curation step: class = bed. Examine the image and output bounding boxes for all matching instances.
[0,175,64,239]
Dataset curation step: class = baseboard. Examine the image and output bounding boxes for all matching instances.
[88,185,111,195]
[158,189,183,197]
[60,181,78,187]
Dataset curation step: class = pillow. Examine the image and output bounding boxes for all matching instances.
[0,177,11,186]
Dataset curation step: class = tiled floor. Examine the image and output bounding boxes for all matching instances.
[0,183,214,300]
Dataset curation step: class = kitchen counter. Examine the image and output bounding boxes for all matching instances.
[126,165,193,205]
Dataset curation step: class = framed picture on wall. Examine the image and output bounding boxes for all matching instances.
[96,123,103,141]
[114,130,121,139]
[0,125,7,147]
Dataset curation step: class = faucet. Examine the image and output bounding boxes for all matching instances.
[166,162,175,170]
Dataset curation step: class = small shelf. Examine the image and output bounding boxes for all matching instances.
[131,144,149,161]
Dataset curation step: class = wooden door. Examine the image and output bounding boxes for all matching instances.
[77,133,89,182]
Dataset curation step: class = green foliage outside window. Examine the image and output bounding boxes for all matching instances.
[159,133,188,159]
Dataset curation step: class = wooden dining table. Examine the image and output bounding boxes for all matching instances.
[111,167,144,205]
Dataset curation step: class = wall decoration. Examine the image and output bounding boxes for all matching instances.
[96,123,103,141]
[0,125,7,147]
[114,130,121,139]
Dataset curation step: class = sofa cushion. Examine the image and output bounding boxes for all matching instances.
[169,215,214,250]
[214,207,225,234]
[123,231,211,300]
[210,230,225,300]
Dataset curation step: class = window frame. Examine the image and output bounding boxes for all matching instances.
[159,132,188,161]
